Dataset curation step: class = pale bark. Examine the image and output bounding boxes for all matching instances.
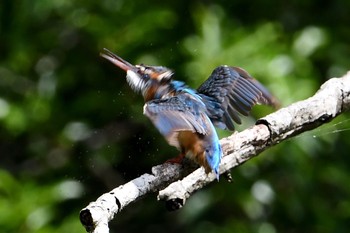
[80,71,350,233]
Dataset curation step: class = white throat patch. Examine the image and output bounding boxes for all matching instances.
[126,70,146,92]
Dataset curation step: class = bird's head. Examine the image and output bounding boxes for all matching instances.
[100,48,174,95]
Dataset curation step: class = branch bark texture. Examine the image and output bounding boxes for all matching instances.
[80,71,350,233]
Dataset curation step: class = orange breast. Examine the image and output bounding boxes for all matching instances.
[177,131,211,173]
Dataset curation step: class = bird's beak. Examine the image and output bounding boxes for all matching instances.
[100,48,137,72]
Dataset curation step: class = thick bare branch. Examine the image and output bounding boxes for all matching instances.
[80,71,350,233]
[158,72,350,205]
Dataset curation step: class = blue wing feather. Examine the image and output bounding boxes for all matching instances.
[144,94,208,146]
[143,92,222,178]
[198,65,278,131]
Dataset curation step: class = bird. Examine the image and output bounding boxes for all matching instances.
[100,48,278,180]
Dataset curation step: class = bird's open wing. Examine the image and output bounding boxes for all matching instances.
[143,94,210,148]
[197,65,278,130]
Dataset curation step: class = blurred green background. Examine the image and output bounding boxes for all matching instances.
[1,0,350,233]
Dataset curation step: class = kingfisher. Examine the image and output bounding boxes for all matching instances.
[100,48,278,180]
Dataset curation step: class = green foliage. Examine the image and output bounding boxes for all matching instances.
[0,170,84,232]
[1,1,350,233]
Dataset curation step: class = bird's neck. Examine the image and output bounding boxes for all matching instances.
[142,80,187,102]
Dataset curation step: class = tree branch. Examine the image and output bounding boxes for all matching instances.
[80,71,350,233]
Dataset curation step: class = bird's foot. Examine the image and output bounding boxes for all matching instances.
[166,153,185,164]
